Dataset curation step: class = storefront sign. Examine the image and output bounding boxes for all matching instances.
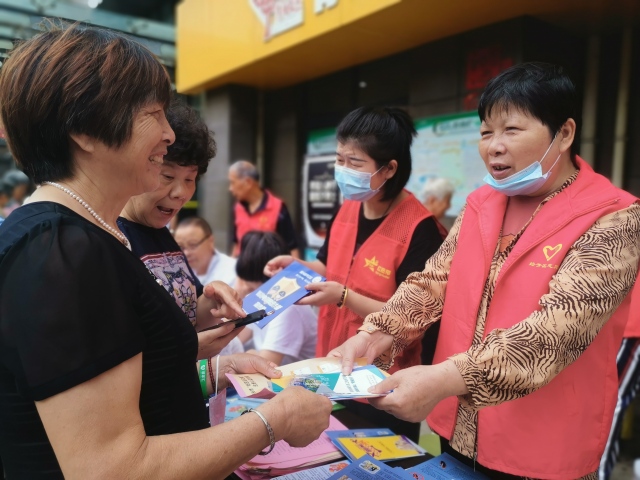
[250,0,304,41]
[250,0,338,41]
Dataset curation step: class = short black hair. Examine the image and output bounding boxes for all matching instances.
[165,102,216,179]
[0,22,171,184]
[478,62,581,159]
[236,231,288,283]
[337,107,417,202]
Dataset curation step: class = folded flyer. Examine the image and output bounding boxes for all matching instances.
[326,455,414,480]
[242,261,325,328]
[226,357,388,400]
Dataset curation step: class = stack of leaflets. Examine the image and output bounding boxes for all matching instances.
[226,357,390,400]
[320,453,490,480]
[241,261,325,328]
[405,453,490,479]
[234,415,348,479]
[326,428,426,462]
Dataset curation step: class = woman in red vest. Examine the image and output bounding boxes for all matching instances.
[265,106,447,440]
[330,63,640,479]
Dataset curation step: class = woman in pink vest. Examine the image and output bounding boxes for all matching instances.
[330,63,640,479]
[265,106,447,441]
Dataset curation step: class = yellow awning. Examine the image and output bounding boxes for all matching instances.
[177,0,639,94]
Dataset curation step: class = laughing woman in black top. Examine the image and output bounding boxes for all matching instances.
[0,24,331,479]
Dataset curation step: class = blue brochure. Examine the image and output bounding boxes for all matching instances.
[326,454,413,480]
[242,261,325,328]
[405,453,490,480]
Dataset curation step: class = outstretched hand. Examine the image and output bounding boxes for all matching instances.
[216,353,283,390]
[263,255,294,278]
[327,330,393,375]
[297,281,343,306]
[368,361,468,422]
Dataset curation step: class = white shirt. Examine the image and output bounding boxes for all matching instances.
[197,250,237,287]
[247,304,318,365]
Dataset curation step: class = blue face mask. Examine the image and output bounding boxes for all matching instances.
[483,134,561,196]
[334,164,387,202]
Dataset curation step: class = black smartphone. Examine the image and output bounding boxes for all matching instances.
[200,309,269,332]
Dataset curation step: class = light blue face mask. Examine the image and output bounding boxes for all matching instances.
[334,164,387,202]
[483,134,561,196]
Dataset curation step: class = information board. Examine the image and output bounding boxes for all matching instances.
[407,111,485,217]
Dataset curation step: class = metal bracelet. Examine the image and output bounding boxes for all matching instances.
[242,408,275,455]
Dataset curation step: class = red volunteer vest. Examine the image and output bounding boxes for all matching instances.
[318,192,441,373]
[234,190,282,252]
[427,158,637,479]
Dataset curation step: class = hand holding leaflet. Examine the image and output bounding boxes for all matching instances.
[241,261,325,328]
[225,357,390,400]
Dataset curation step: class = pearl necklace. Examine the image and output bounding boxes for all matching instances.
[43,181,130,248]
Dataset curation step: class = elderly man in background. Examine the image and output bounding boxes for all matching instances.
[228,160,299,257]
[421,177,454,220]
[174,216,237,287]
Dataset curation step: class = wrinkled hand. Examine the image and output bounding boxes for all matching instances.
[297,281,343,306]
[263,255,294,278]
[216,353,283,390]
[263,387,332,447]
[202,281,245,320]
[328,330,393,375]
[368,361,468,422]
[196,323,242,360]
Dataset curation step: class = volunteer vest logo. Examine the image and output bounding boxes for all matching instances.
[543,243,562,261]
[249,0,304,41]
[266,276,301,301]
[364,255,392,280]
[529,243,563,271]
[258,214,270,228]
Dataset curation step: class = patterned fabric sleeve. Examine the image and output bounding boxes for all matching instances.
[363,207,465,369]
[451,203,640,408]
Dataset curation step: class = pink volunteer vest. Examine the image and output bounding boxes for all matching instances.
[318,192,439,372]
[427,158,637,478]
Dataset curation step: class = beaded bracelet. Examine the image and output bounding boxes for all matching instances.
[242,408,275,455]
[198,359,208,399]
[337,286,349,309]
[207,357,216,394]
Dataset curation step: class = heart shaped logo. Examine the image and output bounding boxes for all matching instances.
[543,244,562,261]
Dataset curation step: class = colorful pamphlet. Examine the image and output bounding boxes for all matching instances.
[325,454,414,480]
[405,453,490,479]
[272,459,351,479]
[335,435,426,462]
[226,357,387,400]
[242,261,325,328]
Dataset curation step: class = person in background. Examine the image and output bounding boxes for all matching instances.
[228,160,299,257]
[118,101,243,359]
[175,216,237,287]
[265,106,447,441]
[420,177,454,220]
[600,281,640,480]
[0,23,331,479]
[331,62,640,479]
[2,169,30,216]
[236,231,317,366]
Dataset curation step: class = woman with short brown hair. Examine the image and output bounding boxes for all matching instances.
[0,23,330,479]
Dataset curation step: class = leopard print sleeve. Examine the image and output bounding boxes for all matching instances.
[451,203,640,408]
[363,207,465,369]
